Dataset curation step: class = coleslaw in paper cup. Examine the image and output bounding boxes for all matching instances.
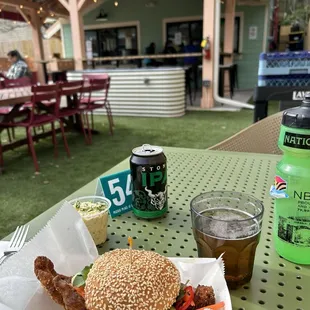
[0,202,231,310]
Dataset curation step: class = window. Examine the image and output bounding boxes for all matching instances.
[85,26,138,64]
[220,16,241,53]
[166,20,203,50]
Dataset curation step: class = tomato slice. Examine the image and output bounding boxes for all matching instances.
[176,286,195,310]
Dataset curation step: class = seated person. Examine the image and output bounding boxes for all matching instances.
[144,42,161,67]
[6,50,30,80]
[163,40,177,66]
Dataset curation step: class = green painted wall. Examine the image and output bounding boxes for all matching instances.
[234,5,266,89]
[84,0,203,52]
[62,24,73,58]
[62,1,268,90]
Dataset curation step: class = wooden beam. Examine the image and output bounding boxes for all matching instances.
[45,8,68,18]
[77,0,87,11]
[81,0,106,15]
[69,0,85,69]
[57,0,69,11]
[40,0,68,17]
[223,0,235,57]
[17,7,30,24]
[0,0,68,18]
[29,9,45,84]
[0,0,41,10]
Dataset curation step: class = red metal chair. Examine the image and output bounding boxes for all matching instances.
[0,84,70,172]
[0,74,33,140]
[81,74,113,141]
[0,107,15,142]
[58,80,89,144]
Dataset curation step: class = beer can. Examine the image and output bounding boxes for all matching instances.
[130,144,167,219]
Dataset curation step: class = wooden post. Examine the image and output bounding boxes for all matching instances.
[29,9,45,84]
[223,0,236,90]
[68,0,85,70]
[223,0,236,62]
[201,0,215,108]
[79,13,86,59]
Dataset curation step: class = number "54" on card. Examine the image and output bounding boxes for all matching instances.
[98,169,133,218]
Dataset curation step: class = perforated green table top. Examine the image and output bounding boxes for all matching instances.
[6,147,310,310]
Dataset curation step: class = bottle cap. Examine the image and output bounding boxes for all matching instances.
[282,92,310,129]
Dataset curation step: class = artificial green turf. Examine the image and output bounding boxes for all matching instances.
[0,103,279,238]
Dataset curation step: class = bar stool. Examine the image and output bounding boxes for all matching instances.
[219,64,235,98]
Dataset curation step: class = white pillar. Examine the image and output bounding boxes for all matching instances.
[69,0,85,70]
[201,0,215,108]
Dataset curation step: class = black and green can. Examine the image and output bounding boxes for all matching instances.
[130,144,167,219]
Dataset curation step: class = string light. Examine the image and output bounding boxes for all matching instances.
[20,5,23,9]
[0,9,2,12]
[40,7,43,11]
[51,13,54,17]
[37,10,40,14]
[93,0,97,3]
[114,1,118,6]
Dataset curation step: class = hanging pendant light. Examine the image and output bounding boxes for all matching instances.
[96,10,108,22]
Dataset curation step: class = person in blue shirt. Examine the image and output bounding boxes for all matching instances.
[183,40,200,93]
[183,40,199,66]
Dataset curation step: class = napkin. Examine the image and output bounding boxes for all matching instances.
[170,257,231,310]
[0,242,9,257]
[0,202,231,310]
[0,202,98,310]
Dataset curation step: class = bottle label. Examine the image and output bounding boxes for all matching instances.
[283,132,310,149]
[270,176,289,198]
[273,174,310,247]
[278,216,310,247]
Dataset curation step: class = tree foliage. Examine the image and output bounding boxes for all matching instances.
[281,0,310,27]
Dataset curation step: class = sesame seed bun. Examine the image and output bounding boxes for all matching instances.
[85,249,181,310]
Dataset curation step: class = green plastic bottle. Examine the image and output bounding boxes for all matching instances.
[271,95,310,264]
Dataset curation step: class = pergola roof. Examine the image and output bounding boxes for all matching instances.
[0,0,102,23]
[0,0,68,19]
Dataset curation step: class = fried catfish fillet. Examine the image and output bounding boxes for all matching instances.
[53,275,87,310]
[34,256,72,307]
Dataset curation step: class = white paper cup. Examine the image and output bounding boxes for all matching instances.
[69,196,111,245]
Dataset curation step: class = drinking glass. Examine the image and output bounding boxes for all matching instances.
[191,191,264,289]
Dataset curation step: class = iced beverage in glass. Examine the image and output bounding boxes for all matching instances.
[191,191,264,289]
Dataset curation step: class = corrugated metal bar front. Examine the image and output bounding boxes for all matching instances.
[67,67,186,117]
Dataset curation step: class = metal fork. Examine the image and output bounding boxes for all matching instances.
[0,225,29,265]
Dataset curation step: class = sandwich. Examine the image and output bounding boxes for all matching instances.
[34,249,180,310]
[34,249,224,310]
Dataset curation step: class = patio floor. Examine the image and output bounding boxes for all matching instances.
[186,89,254,111]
